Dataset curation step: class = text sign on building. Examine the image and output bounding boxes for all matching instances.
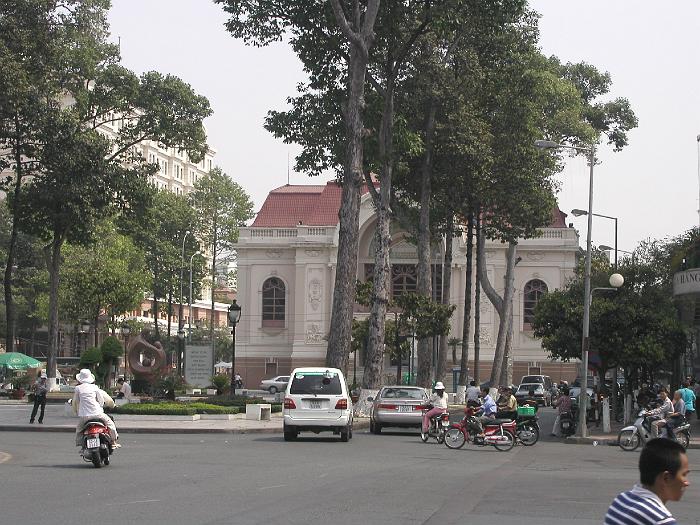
[185,345,213,388]
[673,269,700,296]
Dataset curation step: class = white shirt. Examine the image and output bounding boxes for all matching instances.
[73,383,105,417]
[120,382,132,400]
[466,386,480,402]
[429,392,448,410]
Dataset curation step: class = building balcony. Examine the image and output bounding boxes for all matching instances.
[237,226,337,246]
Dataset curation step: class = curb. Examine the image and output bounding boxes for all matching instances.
[564,436,700,450]
[0,419,370,436]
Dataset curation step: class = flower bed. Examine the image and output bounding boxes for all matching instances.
[113,402,240,416]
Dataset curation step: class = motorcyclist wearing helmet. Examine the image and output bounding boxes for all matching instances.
[422,382,448,433]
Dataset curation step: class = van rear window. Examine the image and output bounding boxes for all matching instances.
[290,372,342,395]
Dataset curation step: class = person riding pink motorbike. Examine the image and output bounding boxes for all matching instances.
[422,382,448,433]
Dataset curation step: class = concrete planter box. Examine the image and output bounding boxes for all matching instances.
[115,414,201,421]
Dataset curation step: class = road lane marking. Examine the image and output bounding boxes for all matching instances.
[258,484,287,490]
[0,452,12,464]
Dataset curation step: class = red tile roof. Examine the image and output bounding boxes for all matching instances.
[252,182,569,229]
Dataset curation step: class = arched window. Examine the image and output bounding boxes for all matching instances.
[523,279,548,329]
[262,277,285,328]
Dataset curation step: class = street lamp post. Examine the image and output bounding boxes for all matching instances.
[177,329,185,378]
[536,140,597,437]
[571,209,618,269]
[227,300,242,398]
[178,230,190,375]
[80,320,91,355]
[189,252,197,342]
[120,323,131,381]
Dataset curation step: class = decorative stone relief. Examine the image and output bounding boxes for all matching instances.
[308,278,322,311]
[478,331,493,346]
[485,250,496,260]
[305,248,321,257]
[265,249,283,259]
[305,323,324,344]
[527,251,544,261]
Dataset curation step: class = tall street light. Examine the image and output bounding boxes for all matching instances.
[535,139,596,438]
[177,329,186,378]
[120,323,131,381]
[188,252,198,342]
[571,209,619,269]
[600,245,635,265]
[178,230,190,375]
[227,300,242,398]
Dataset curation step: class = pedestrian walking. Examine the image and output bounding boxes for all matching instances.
[678,381,695,421]
[604,438,689,524]
[29,371,49,424]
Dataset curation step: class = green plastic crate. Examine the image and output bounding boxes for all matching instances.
[517,406,536,416]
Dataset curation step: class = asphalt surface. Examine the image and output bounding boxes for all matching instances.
[1,423,699,525]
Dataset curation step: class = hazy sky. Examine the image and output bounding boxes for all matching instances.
[108,1,700,253]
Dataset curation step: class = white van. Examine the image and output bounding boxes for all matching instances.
[283,367,353,442]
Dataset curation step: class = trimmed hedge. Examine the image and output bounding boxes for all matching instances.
[113,402,240,416]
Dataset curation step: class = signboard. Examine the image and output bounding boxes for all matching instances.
[673,269,700,296]
[184,345,213,388]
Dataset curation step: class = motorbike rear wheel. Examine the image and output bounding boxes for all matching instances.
[90,451,102,468]
[444,428,466,449]
[676,430,690,449]
[517,423,539,446]
[618,429,640,451]
[493,430,515,451]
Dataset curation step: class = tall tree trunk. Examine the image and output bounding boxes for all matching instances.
[210,215,218,375]
[499,310,514,386]
[326,1,378,370]
[46,232,65,386]
[459,215,474,385]
[436,216,454,382]
[363,77,396,389]
[478,232,517,387]
[415,101,437,388]
[4,125,24,353]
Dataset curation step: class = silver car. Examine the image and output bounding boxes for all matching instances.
[369,386,428,434]
[259,375,290,394]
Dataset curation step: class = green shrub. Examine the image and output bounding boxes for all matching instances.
[113,402,240,416]
[210,374,230,395]
[205,395,267,407]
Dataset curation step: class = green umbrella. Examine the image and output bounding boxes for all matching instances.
[0,352,42,370]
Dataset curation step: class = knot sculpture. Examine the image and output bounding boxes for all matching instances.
[127,331,167,382]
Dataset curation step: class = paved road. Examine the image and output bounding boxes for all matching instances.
[1,427,698,525]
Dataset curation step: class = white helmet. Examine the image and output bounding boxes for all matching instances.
[434,382,445,390]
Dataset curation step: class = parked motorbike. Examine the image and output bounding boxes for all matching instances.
[516,415,540,446]
[618,410,691,451]
[443,406,516,451]
[79,418,114,468]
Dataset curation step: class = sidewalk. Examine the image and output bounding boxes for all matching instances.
[0,403,369,434]
[564,418,700,449]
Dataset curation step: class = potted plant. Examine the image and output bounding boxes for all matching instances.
[10,374,31,400]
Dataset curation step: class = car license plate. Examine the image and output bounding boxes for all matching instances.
[397,405,413,412]
[309,400,321,409]
[86,437,100,448]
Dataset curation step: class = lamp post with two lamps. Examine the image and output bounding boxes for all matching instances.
[536,139,615,438]
[120,323,131,381]
[227,300,242,398]
[178,230,190,373]
[571,209,618,269]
